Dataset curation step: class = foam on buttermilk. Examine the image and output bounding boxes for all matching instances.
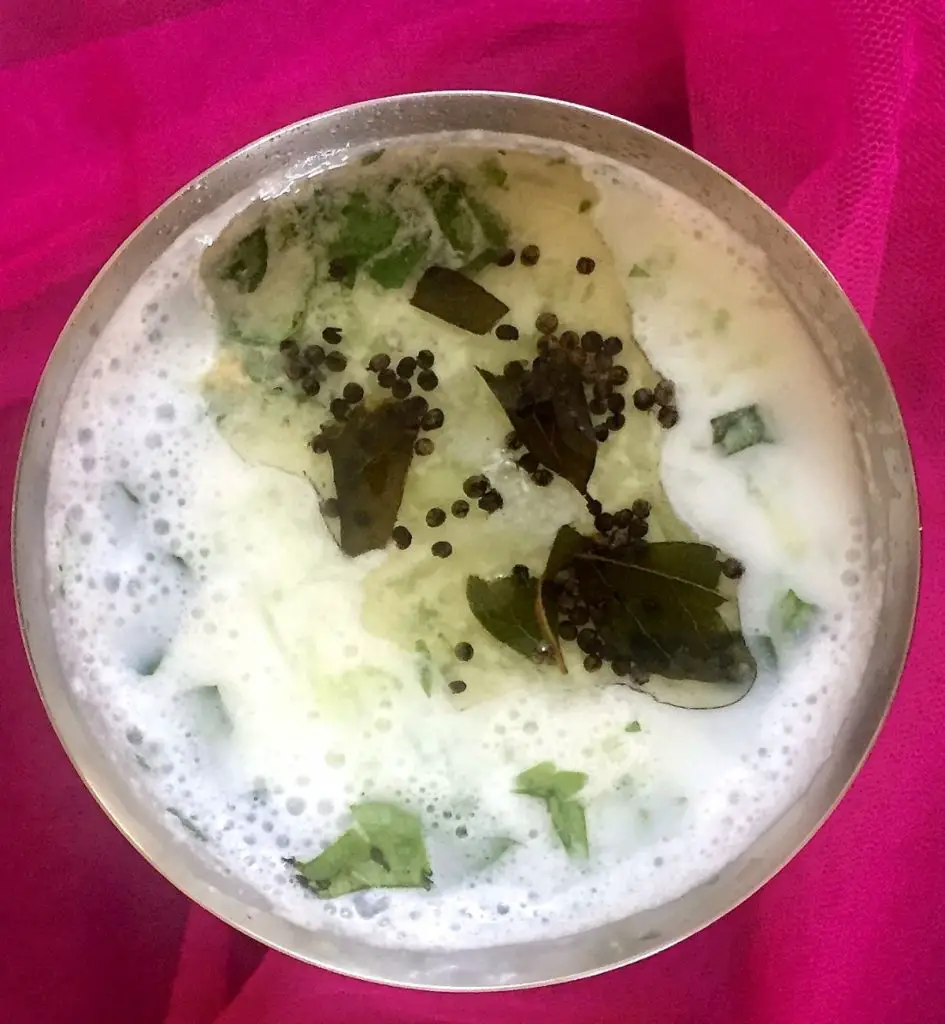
[44,134,880,950]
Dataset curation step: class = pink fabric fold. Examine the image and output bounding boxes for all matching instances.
[2,2,943,1022]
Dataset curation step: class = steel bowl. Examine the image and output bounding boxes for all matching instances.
[12,91,920,990]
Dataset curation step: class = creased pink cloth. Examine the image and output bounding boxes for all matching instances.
[1,2,942,1022]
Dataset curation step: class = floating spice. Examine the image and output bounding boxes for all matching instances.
[431,540,453,558]
[396,357,417,379]
[657,406,678,429]
[414,437,434,456]
[368,353,391,373]
[721,557,745,580]
[454,642,474,662]
[576,257,596,275]
[477,353,597,494]
[416,369,439,391]
[711,404,773,455]
[421,408,445,431]
[322,326,343,345]
[520,245,540,266]
[495,323,520,341]
[325,351,347,373]
[463,475,490,498]
[448,679,468,694]
[632,387,655,411]
[303,344,325,367]
[631,498,651,519]
[391,379,412,400]
[410,266,509,335]
[392,525,412,549]
[451,499,470,519]
[343,382,365,404]
[478,490,504,514]
[425,507,446,528]
[323,401,421,557]
[536,312,559,334]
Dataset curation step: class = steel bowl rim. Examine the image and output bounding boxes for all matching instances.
[12,89,922,991]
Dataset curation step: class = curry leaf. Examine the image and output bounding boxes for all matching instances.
[411,266,509,334]
[574,543,755,699]
[466,194,509,249]
[368,234,429,289]
[325,401,420,557]
[477,355,597,494]
[514,762,589,858]
[220,227,268,293]
[774,589,818,637]
[548,795,588,858]
[327,191,401,284]
[466,574,558,666]
[423,174,478,257]
[711,404,774,456]
[542,527,758,709]
[290,802,432,899]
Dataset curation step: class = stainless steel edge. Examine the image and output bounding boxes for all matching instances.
[12,91,920,990]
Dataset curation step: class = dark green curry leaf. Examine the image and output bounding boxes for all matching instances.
[327,191,400,284]
[411,266,509,334]
[368,234,429,289]
[220,227,268,293]
[424,174,478,257]
[571,541,756,707]
[325,401,420,557]
[289,802,432,899]
[466,194,509,250]
[711,404,774,456]
[478,354,597,493]
[514,762,589,858]
[539,527,757,709]
[466,574,558,666]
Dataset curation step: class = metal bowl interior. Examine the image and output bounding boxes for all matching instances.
[13,91,920,990]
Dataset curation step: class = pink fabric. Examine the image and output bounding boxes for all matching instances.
[1,1,942,1021]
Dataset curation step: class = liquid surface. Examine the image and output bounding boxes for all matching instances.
[45,136,877,950]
